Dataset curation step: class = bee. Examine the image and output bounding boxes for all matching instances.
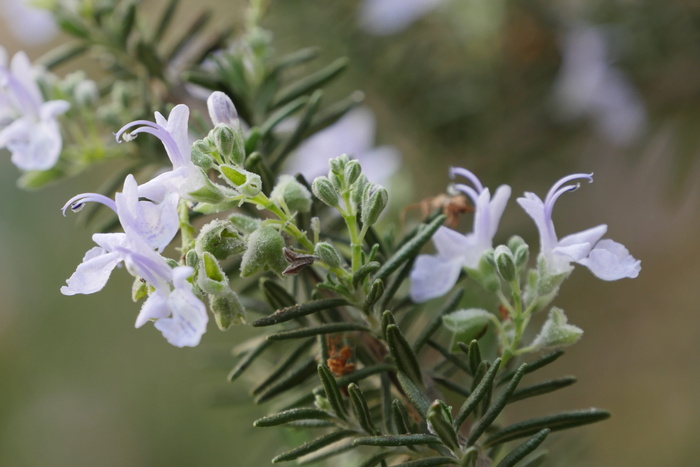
[401,193,473,228]
[326,335,356,377]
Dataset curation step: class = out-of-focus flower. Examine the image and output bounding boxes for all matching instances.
[0,0,57,46]
[116,104,207,202]
[0,48,69,170]
[551,24,645,145]
[410,167,510,302]
[517,173,641,280]
[285,107,400,185]
[358,0,446,36]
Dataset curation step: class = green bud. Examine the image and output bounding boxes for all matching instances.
[185,249,199,268]
[193,139,213,155]
[329,154,349,175]
[361,184,388,226]
[507,235,526,252]
[514,243,530,270]
[197,251,228,295]
[240,226,287,277]
[351,174,368,207]
[212,123,246,166]
[187,175,226,204]
[312,176,339,207]
[494,245,516,282]
[195,219,245,260]
[270,175,312,213]
[209,289,246,330]
[329,172,343,191]
[363,279,384,311]
[229,213,262,234]
[219,165,262,197]
[427,401,459,451]
[314,242,341,268]
[530,307,583,349]
[344,160,361,185]
[191,147,214,169]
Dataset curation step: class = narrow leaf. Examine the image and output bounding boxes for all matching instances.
[497,350,564,386]
[387,325,423,386]
[267,323,369,341]
[432,376,471,399]
[508,377,577,404]
[336,363,395,387]
[269,47,319,74]
[413,289,465,353]
[374,215,447,282]
[397,372,430,419]
[272,57,348,108]
[392,399,413,434]
[261,277,297,310]
[454,358,501,430]
[427,401,459,451]
[253,298,348,327]
[272,430,356,463]
[353,434,440,447]
[254,358,318,404]
[467,363,527,446]
[166,10,211,61]
[306,90,365,136]
[252,338,315,395]
[467,340,482,375]
[395,458,459,467]
[485,408,611,446]
[427,340,471,375]
[271,90,323,170]
[348,383,378,434]
[495,429,550,467]
[153,0,179,42]
[228,338,273,382]
[353,261,381,288]
[259,95,309,139]
[318,364,347,420]
[38,43,89,69]
[359,452,393,467]
[254,408,332,427]
[298,440,355,465]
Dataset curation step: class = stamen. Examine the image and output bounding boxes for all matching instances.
[61,193,117,216]
[543,173,593,224]
[115,120,186,168]
[451,183,480,205]
[449,167,484,193]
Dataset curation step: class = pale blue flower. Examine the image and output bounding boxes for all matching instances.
[207,91,238,127]
[61,175,207,347]
[0,48,69,170]
[115,104,206,202]
[285,107,401,185]
[410,167,511,302]
[358,0,446,36]
[517,173,641,280]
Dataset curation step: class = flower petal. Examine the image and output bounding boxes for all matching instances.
[61,248,122,295]
[410,253,463,302]
[576,239,641,280]
[135,291,170,328]
[154,268,208,347]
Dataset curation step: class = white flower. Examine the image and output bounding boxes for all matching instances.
[285,107,401,185]
[410,167,511,302]
[517,173,641,280]
[0,48,69,170]
[551,24,645,145]
[115,104,206,202]
[358,0,446,36]
[207,91,239,127]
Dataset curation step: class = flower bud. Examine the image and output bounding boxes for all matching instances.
[195,219,245,260]
[187,176,227,204]
[361,184,388,226]
[240,226,287,277]
[197,251,228,295]
[212,123,245,166]
[270,175,312,213]
[314,242,342,268]
[530,307,583,349]
[329,172,343,191]
[185,249,199,268]
[229,213,262,234]
[494,245,516,282]
[209,288,246,330]
[344,160,361,185]
[219,164,262,197]
[312,176,339,207]
[207,91,239,127]
[351,174,368,207]
[191,146,214,169]
[329,154,349,175]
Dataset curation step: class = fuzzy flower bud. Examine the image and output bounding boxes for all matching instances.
[314,242,342,268]
[312,176,339,207]
[344,159,362,185]
[207,91,239,127]
[195,219,245,260]
[530,307,583,349]
[361,184,388,226]
[240,226,287,277]
[219,165,262,197]
[197,251,228,295]
[270,175,312,213]
[494,245,517,282]
[212,123,246,166]
[209,289,246,330]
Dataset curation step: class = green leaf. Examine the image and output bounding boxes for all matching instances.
[252,298,348,327]
[297,440,355,465]
[254,358,318,404]
[228,338,273,382]
[271,90,323,170]
[269,47,319,74]
[259,96,309,139]
[253,408,332,427]
[318,364,347,420]
[453,358,502,430]
[432,377,471,399]
[348,383,378,435]
[427,401,459,451]
[497,350,564,386]
[272,430,356,463]
[467,363,527,446]
[353,261,381,288]
[467,340,482,376]
[153,0,179,42]
[392,399,414,434]
[395,458,459,467]
[336,364,395,387]
[252,338,315,395]
[374,215,447,282]
[38,43,89,69]
[387,325,423,386]
[485,408,610,446]
[267,323,370,341]
[272,57,348,108]
[380,256,416,311]
[359,452,393,467]
[413,289,465,353]
[508,377,577,404]
[495,429,550,467]
[442,309,492,352]
[397,372,430,419]
[165,10,211,61]
[426,340,471,375]
[353,434,441,447]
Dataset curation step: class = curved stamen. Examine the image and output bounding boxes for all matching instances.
[450,167,484,193]
[451,183,480,205]
[115,121,186,168]
[61,193,117,216]
[117,247,171,289]
[543,173,593,222]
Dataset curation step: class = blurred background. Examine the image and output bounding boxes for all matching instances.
[1,0,699,465]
